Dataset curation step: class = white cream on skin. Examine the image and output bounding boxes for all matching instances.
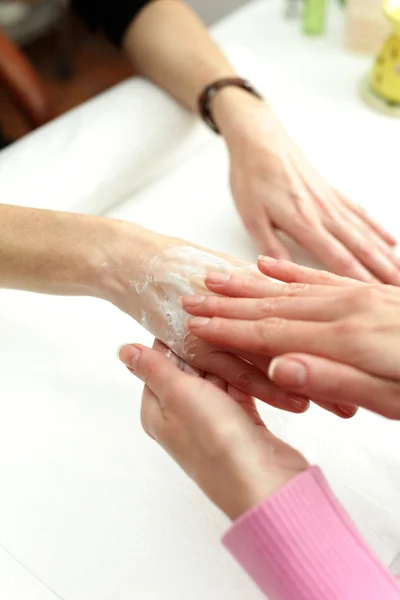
[135,245,256,360]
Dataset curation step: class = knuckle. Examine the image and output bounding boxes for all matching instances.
[343,285,379,313]
[361,285,381,306]
[259,298,278,316]
[141,361,157,386]
[337,255,355,273]
[241,277,254,292]
[318,269,337,284]
[332,318,355,338]
[283,282,310,296]
[355,240,374,260]
[233,369,253,390]
[256,317,285,342]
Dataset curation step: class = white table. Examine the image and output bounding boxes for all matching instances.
[1,1,400,598]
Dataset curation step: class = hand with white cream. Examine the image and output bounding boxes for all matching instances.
[107,225,310,413]
[1,204,304,411]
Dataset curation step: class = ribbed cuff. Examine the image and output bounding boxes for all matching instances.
[223,467,400,600]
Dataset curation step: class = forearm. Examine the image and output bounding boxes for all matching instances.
[123,0,236,113]
[0,205,145,302]
[224,468,400,600]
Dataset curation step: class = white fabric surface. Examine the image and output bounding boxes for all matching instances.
[1,1,400,598]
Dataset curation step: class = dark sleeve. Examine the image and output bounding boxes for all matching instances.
[70,0,150,46]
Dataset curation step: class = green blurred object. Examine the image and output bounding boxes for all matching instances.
[303,0,326,35]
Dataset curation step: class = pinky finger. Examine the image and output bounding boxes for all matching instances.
[312,400,358,420]
[268,353,400,420]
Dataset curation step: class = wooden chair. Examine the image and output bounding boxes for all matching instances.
[0,25,53,131]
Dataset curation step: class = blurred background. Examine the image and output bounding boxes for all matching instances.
[0,0,394,148]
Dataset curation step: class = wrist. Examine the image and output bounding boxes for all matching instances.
[226,469,307,521]
[211,86,274,143]
[95,220,191,327]
[80,216,125,301]
[222,442,309,521]
[94,219,162,305]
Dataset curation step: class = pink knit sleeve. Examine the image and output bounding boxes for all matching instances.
[223,467,400,600]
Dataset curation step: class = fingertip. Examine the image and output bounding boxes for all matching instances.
[188,316,211,330]
[288,396,310,413]
[257,256,278,276]
[180,295,206,309]
[384,233,397,247]
[337,405,358,419]
[117,343,128,360]
[205,272,231,287]
[258,255,276,265]
[118,344,142,370]
[268,356,279,381]
[258,256,292,276]
[268,357,307,389]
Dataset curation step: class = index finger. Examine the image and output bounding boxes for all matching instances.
[204,272,356,299]
[257,257,364,287]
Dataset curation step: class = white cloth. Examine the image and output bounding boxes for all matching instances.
[1,1,400,598]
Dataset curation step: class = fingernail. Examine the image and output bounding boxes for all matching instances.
[269,357,307,388]
[118,344,141,370]
[189,317,211,328]
[289,397,309,412]
[337,405,358,419]
[180,295,205,307]
[258,255,274,263]
[206,272,231,285]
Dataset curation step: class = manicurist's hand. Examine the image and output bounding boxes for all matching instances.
[212,88,400,284]
[106,227,309,413]
[182,257,400,419]
[118,340,308,520]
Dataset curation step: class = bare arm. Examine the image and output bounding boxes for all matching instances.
[123,0,237,113]
[0,204,291,408]
[0,204,147,298]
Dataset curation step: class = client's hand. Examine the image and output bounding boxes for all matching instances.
[182,257,400,419]
[214,89,399,284]
[118,340,308,520]
[106,227,309,413]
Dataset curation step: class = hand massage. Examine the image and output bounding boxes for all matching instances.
[1,1,400,598]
